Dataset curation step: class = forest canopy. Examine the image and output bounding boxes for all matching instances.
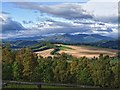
[2,45,120,88]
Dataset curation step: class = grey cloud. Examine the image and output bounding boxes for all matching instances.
[45,19,56,22]
[74,21,94,24]
[0,17,4,22]
[13,2,93,20]
[1,11,10,14]
[1,10,25,33]
[43,4,93,20]
[29,21,33,23]
[20,20,93,37]
[96,28,113,32]
[23,21,28,24]
[29,20,112,36]
[29,26,92,36]
[49,21,73,27]
[35,19,73,28]
[34,20,113,34]
[34,11,39,13]
[23,20,33,24]
[2,18,25,33]
[3,20,115,39]
[44,28,91,35]
[96,16,118,23]
[98,22,105,25]
[12,2,118,23]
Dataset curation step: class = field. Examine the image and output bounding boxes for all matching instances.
[35,44,118,58]
[35,49,54,58]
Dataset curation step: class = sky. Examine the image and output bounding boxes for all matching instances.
[0,0,119,39]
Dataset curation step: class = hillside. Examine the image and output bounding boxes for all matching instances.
[35,44,118,58]
[42,34,114,43]
[2,40,118,58]
[90,40,120,50]
[3,34,114,44]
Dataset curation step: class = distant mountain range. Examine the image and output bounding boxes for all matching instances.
[4,34,114,44]
[2,40,119,50]
[90,40,120,50]
[2,34,119,50]
[42,34,114,43]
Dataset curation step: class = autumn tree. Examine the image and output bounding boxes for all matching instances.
[2,43,15,64]
[110,58,120,88]
[32,58,54,82]
[90,55,112,87]
[12,61,23,81]
[2,44,14,80]
[15,48,38,81]
[53,59,70,83]
[76,57,93,85]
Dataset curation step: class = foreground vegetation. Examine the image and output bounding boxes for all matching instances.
[3,84,70,89]
[2,44,120,88]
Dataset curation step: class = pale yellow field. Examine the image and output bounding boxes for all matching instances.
[35,44,118,58]
[58,45,118,58]
[35,49,54,58]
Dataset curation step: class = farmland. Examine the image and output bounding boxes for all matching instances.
[35,44,118,58]
[2,42,120,89]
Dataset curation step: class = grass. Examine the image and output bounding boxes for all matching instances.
[50,45,74,55]
[3,84,74,89]
[3,84,103,90]
[3,84,38,88]
[59,45,73,50]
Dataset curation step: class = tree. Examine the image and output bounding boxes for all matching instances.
[32,58,54,82]
[15,48,38,81]
[12,61,23,81]
[53,59,70,83]
[76,57,93,85]
[69,60,78,83]
[2,62,13,80]
[2,44,14,80]
[110,60,120,88]
[2,44,15,64]
[90,55,112,87]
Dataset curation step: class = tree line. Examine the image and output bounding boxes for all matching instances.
[2,45,120,88]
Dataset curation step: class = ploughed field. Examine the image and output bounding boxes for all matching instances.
[35,44,118,58]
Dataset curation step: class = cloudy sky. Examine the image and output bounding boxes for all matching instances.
[1,0,119,39]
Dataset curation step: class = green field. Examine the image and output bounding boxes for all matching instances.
[58,45,73,50]
[3,84,84,89]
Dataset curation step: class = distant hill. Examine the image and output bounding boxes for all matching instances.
[3,34,114,44]
[90,40,120,50]
[2,34,117,50]
[2,41,57,51]
[2,40,40,49]
[42,34,114,44]
[4,36,43,41]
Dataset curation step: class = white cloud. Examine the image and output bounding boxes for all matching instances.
[16,19,116,38]
[14,2,118,23]
[82,0,118,23]
[88,0,119,2]
[1,2,118,39]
